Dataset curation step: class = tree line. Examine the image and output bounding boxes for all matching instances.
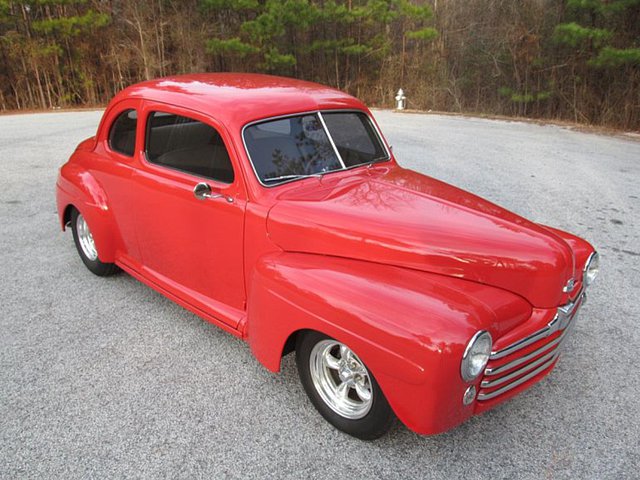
[0,0,638,130]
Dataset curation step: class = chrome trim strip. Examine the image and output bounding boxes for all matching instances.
[482,350,559,388]
[557,290,584,329]
[558,296,579,317]
[485,334,561,376]
[478,294,581,401]
[583,250,599,286]
[477,356,558,401]
[583,251,597,275]
[317,111,346,170]
[460,330,492,382]
[490,290,584,360]
[485,312,578,377]
[490,315,558,360]
[363,110,393,161]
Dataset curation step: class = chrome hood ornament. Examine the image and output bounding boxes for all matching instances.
[562,277,576,293]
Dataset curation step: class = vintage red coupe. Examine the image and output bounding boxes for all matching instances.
[56,73,598,439]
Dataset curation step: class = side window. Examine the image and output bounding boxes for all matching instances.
[108,109,137,157]
[146,111,235,184]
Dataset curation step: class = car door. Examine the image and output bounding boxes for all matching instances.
[90,99,143,262]
[132,101,247,328]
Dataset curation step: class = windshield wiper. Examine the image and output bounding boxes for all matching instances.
[263,173,322,183]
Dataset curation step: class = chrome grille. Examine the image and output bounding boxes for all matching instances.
[477,291,585,402]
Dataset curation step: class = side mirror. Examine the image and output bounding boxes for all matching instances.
[193,182,212,200]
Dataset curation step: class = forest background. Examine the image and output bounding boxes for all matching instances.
[1,0,638,130]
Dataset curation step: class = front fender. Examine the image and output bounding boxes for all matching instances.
[246,252,531,434]
[56,160,122,263]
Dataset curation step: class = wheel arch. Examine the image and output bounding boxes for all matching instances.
[62,203,75,230]
[245,251,532,434]
[245,252,500,379]
[281,328,307,357]
[56,163,123,263]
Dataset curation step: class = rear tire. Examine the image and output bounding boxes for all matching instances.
[296,331,395,440]
[70,208,118,277]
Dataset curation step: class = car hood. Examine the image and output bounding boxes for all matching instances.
[266,166,576,308]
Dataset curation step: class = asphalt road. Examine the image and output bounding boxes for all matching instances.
[1,109,639,479]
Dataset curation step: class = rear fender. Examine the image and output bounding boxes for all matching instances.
[56,160,122,263]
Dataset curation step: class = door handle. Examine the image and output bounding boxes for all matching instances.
[193,182,234,203]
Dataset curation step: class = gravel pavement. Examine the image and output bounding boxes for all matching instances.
[1,109,639,479]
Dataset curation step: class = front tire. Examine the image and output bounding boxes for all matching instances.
[70,208,118,276]
[296,331,395,440]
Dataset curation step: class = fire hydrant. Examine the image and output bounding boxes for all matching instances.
[395,88,406,110]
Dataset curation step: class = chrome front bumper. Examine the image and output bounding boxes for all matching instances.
[477,291,585,401]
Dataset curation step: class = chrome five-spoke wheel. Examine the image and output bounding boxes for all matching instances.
[70,208,118,277]
[76,213,98,261]
[296,331,395,440]
[309,340,372,419]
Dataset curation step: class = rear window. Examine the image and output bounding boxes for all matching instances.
[145,112,234,184]
[109,109,137,156]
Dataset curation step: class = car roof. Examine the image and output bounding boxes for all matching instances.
[113,73,367,129]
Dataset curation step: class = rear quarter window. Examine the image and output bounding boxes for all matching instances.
[108,109,137,157]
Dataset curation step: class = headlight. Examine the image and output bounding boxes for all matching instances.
[583,251,599,286]
[461,331,492,382]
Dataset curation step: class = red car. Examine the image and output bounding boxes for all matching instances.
[56,73,599,439]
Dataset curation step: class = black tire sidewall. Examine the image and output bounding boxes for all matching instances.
[70,208,118,276]
[296,331,395,440]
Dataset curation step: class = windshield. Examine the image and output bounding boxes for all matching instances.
[243,111,389,186]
